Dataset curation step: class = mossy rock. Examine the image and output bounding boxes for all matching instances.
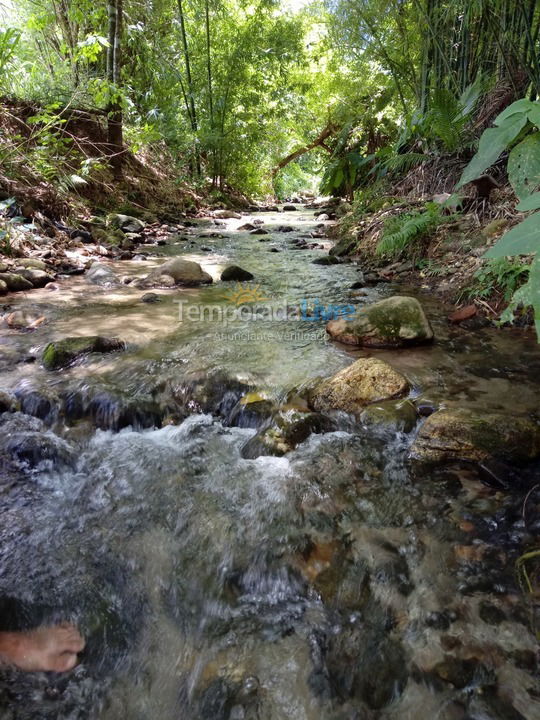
[0,272,34,292]
[42,336,126,371]
[106,214,145,234]
[0,279,7,295]
[360,399,418,432]
[309,358,409,415]
[326,295,434,348]
[329,236,357,257]
[409,409,540,465]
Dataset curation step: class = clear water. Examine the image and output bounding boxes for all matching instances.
[0,210,539,719]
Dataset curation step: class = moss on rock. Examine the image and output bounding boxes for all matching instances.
[326,295,434,348]
[42,336,126,370]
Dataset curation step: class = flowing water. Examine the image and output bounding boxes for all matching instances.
[0,209,539,719]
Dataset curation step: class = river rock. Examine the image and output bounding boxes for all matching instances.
[309,358,409,414]
[86,262,118,286]
[312,256,339,265]
[145,258,212,287]
[237,223,256,231]
[360,398,418,432]
[326,296,434,348]
[283,204,297,211]
[42,336,126,370]
[241,408,332,458]
[16,258,48,270]
[410,409,540,468]
[0,273,34,292]
[0,280,7,294]
[14,385,59,423]
[228,394,275,429]
[17,268,54,288]
[107,213,145,233]
[1,423,75,471]
[141,292,160,303]
[214,210,242,219]
[330,236,357,257]
[221,265,254,282]
[5,310,45,330]
[250,228,269,235]
[0,390,19,413]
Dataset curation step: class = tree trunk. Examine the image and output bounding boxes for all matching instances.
[107,0,123,179]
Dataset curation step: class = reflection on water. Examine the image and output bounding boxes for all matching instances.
[0,210,539,719]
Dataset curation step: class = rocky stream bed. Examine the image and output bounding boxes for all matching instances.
[0,206,539,719]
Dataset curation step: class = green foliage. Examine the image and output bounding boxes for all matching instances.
[464,258,530,302]
[0,28,21,90]
[376,203,446,259]
[457,99,540,339]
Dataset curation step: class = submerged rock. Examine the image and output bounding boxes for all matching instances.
[221,265,254,282]
[86,262,118,286]
[241,408,332,458]
[0,412,74,471]
[410,409,540,467]
[42,336,126,370]
[360,398,418,432]
[228,393,274,429]
[145,258,212,287]
[309,358,409,414]
[326,295,434,348]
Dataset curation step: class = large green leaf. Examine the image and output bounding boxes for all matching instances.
[517,192,540,211]
[531,254,540,340]
[457,113,527,189]
[508,134,540,200]
[485,212,540,258]
[527,104,540,130]
[494,99,533,125]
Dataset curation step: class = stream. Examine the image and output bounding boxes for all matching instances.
[0,208,539,719]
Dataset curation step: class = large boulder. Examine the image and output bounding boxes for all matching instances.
[107,213,145,234]
[0,273,34,292]
[0,279,7,295]
[42,336,126,370]
[145,258,212,287]
[309,358,409,414]
[410,409,540,466]
[326,296,434,348]
[220,265,254,282]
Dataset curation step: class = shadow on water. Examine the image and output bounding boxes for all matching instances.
[0,209,539,719]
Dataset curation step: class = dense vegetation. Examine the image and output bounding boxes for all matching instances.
[1,0,540,331]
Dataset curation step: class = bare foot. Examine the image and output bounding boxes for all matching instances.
[0,623,85,672]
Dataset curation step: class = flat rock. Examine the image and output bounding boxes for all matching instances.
[326,296,434,348]
[449,304,477,323]
[309,358,409,414]
[410,409,540,467]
